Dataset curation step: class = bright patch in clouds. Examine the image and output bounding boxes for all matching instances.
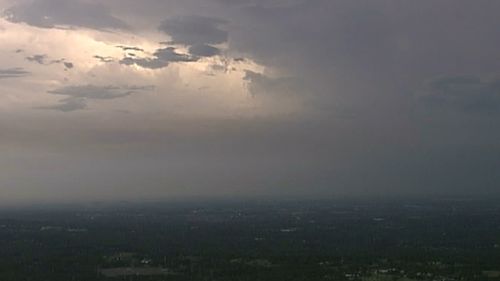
[0,16,290,117]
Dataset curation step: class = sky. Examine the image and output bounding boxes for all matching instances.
[1,0,500,203]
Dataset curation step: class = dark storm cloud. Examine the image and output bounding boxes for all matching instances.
[146,0,500,197]
[159,15,228,46]
[3,0,500,203]
[420,76,500,114]
[188,44,221,57]
[244,70,304,97]
[2,0,128,30]
[0,67,30,79]
[119,47,198,69]
[155,14,227,62]
[210,0,500,121]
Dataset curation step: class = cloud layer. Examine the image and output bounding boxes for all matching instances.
[420,76,500,114]
[3,0,128,29]
[1,0,500,203]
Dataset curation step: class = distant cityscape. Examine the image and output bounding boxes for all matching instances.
[1,199,500,280]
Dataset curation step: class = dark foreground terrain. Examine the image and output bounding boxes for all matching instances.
[1,199,500,281]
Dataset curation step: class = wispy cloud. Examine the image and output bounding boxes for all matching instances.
[39,85,155,112]
[0,67,30,79]
[25,54,74,69]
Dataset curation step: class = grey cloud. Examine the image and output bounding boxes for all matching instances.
[419,76,500,114]
[25,54,74,69]
[126,85,156,91]
[188,44,221,57]
[0,67,30,79]
[210,64,228,73]
[119,47,198,69]
[41,85,153,112]
[63,62,74,69]
[214,0,306,9]
[154,47,198,62]
[244,70,304,97]
[26,54,48,64]
[159,15,228,46]
[48,85,135,100]
[116,45,145,52]
[3,0,128,30]
[38,97,87,112]
[120,57,168,69]
[94,55,114,63]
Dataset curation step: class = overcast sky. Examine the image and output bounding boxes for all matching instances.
[1,0,499,203]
